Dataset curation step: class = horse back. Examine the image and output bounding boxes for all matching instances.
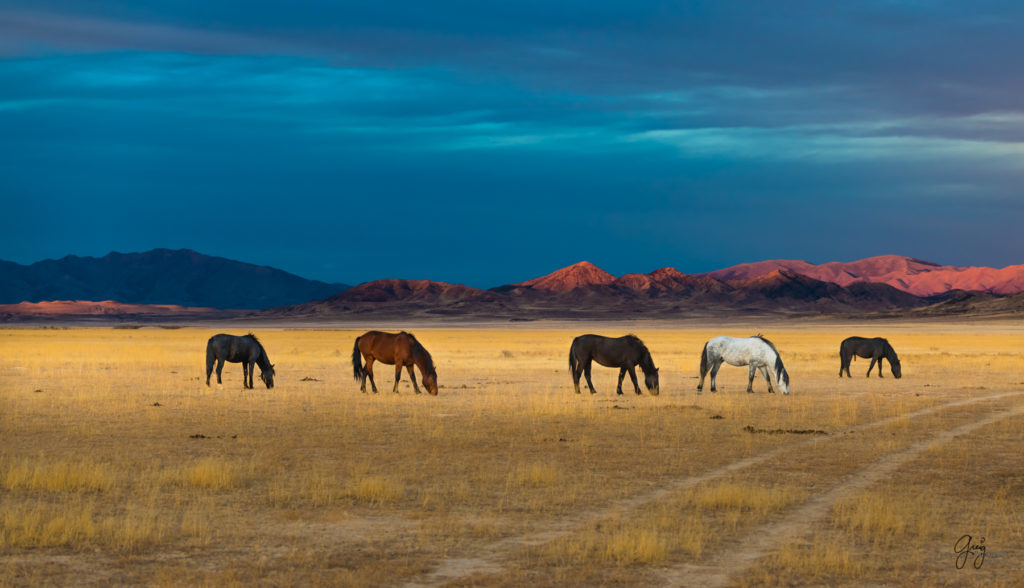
[709,336,772,367]
[571,334,644,367]
[207,333,259,363]
[841,336,886,358]
[357,330,410,365]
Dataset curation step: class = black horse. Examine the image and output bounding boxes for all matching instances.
[206,333,275,389]
[839,336,901,379]
[569,334,660,395]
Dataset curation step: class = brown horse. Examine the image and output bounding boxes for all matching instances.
[351,330,438,395]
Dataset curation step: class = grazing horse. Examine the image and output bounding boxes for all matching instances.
[569,334,660,395]
[206,333,275,389]
[697,335,790,394]
[839,336,901,378]
[352,331,438,395]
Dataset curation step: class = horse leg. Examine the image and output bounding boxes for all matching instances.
[616,368,626,395]
[761,365,775,393]
[876,355,884,378]
[839,352,846,378]
[866,357,878,378]
[407,364,421,394]
[572,361,583,394]
[248,361,256,388]
[583,359,597,394]
[365,357,378,393]
[392,364,403,393]
[359,355,368,393]
[216,359,225,386]
[709,361,722,392]
[747,364,756,393]
[697,362,707,392]
[205,350,214,387]
[627,366,641,395]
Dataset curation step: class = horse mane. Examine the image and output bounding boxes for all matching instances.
[883,339,899,361]
[753,334,787,383]
[751,334,778,354]
[626,334,656,373]
[623,334,647,351]
[245,333,272,369]
[406,332,436,374]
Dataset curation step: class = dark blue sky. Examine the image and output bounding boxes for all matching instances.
[3,2,1024,287]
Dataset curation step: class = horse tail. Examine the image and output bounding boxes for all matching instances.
[699,341,709,376]
[569,339,578,373]
[351,337,364,381]
[205,337,215,385]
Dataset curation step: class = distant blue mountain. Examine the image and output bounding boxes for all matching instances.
[0,249,348,309]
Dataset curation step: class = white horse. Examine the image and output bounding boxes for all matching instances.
[697,335,790,395]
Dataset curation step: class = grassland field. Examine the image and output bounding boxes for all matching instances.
[1,322,1023,587]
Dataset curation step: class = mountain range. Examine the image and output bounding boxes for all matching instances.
[4,251,1024,320]
[698,255,1024,296]
[0,249,346,309]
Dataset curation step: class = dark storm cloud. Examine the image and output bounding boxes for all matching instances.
[2,2,1024,286]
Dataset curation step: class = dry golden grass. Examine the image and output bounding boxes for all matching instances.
[2,458,115,493]
[1,323,1023,586]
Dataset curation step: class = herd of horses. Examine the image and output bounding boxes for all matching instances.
[204,332,902,395]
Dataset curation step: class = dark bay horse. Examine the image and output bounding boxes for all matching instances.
[206,333,275,389]
[839,336,901,378]
[352,331,438,395]
[569,334,660,395]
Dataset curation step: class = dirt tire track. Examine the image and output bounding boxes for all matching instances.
[659,399,1024,587]
[403,392,1023,587]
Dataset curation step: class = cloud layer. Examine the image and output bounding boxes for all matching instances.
[3,2,1024,285]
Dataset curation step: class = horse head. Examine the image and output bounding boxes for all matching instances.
[260,364,276,389]
[644,367,660,395]
[422,369,439,396]
[885,343,901,379]
[777,366,791,395]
